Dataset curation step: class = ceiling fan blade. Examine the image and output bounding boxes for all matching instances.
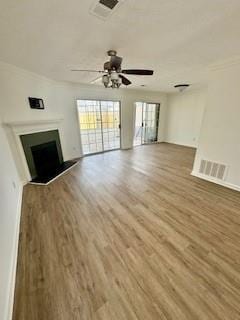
[121,69,154,75]
[91,76,103,84]
[71,69,105,73]
[119,74,131,86]
[109,56,122,70]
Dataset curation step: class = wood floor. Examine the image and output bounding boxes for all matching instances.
[13,143,240,320]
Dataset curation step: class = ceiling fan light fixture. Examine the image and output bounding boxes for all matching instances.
[174,84,190,92]
[102,74,109,87]
[110,71,119,80]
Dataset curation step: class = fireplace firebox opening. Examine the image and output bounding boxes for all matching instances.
[20,130,77,184]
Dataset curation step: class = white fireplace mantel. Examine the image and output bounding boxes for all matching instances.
[4,117,64,132]
[4,117,65,182]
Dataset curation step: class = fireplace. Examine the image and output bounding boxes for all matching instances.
[20,129,77,184]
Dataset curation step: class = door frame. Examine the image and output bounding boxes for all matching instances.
[76,99,122,156]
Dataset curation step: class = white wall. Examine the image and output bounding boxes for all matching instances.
[165,88,206,147]
[0,61,167,182]
[193,61,240,189]
[0,115,22,320]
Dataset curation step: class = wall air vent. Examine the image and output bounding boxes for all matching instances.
[90,0,124,20]
[199,159,227,180]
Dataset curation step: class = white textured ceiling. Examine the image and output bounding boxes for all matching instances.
[0,0,240,91]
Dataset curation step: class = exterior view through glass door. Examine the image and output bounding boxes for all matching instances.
[133,102,160,146]
[77,100,121,155]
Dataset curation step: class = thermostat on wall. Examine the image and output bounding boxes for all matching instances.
[28,97,45,109]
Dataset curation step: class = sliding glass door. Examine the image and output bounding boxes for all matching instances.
[133,102,144,146]
[77,100,121,155]
[133,102,160,146]
[143,103,160,143]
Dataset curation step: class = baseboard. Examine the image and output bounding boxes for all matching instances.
[191,171,240,192]
[164,141,197,149]
[7,182,23,320]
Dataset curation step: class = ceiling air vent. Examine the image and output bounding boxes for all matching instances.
[90,0,124,20]
[199,159,227,180]
[99,0,119,9]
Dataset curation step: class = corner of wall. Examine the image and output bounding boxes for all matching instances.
[6,182,23,320]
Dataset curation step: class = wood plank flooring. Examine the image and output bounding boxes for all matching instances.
[13,143,240,320]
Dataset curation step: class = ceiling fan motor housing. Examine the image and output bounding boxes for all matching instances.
[107,50,117,56]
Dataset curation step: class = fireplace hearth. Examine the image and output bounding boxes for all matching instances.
[31,160,76,184]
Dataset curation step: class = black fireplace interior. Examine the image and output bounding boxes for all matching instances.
[20,130,77,184]
[31,140,77,184]
[31,141,61,178]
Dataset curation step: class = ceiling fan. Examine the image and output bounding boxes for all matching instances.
[71,50,154,88]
